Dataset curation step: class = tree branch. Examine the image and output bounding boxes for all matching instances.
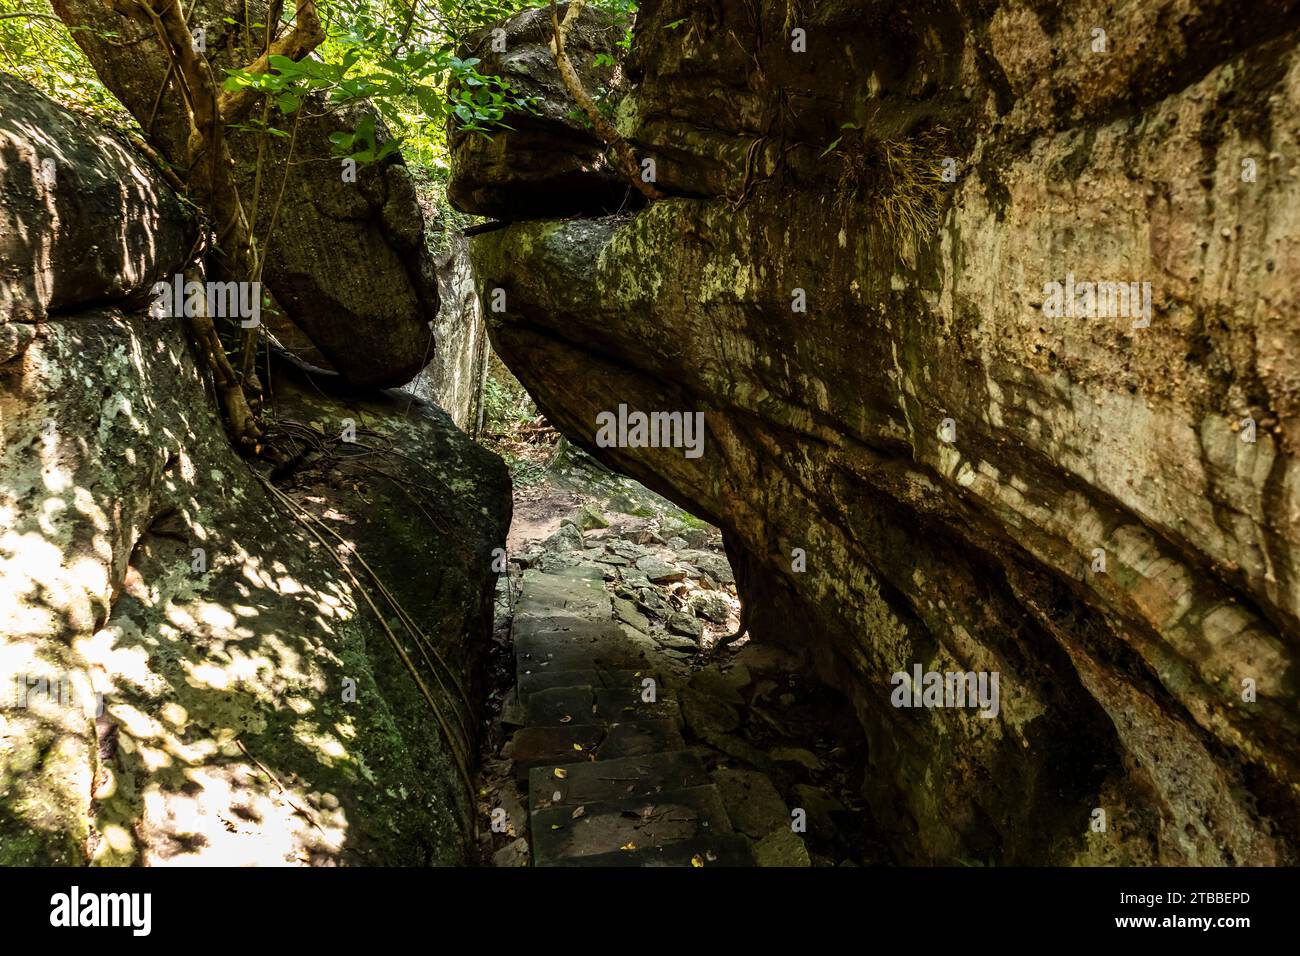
[217,0,323,123]
[549,0,661,201]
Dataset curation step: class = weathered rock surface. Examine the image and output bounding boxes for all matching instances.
[409,231,492,432]
[1,81,511,865]
[463,0,1300,864]
[51,0,439,387]
[0,73,194,324]
[2,310,508,865]
[448,3,635,219]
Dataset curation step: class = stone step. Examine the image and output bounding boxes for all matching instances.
[521,564,606,586]
[518,667,651,701]
[523,685,680,727]
[530,785,733,865]
[512,597,609,620]
[515,618,658,672]
[596,719,686,761]
[511,719,686,782]
[593,687,681,725]
[523,685,594,726]
[509,723,604,780]
[528,750,711,810]
[514,614,618,643]
[539,832,755,868]
[508,565,756,867]
[515,567,609,614]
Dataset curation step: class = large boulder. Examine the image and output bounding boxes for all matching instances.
[50,0,440,387]
[2,310,509,865]
[464,0,1300,865]
[0,79,511,865]
[447,3,635,219]
[0,73,194,324]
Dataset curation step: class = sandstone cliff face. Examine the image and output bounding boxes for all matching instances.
[461,0,1300,864]
[410,231,492,434]
[1,77,510,864]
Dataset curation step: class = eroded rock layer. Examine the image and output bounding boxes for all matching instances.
[464,0,1300,864]
[448,3,635,219]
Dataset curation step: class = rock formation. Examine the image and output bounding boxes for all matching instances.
[460,0,1300,864]
[1,75,510,865]
[448,3,638,219]
[50,0,440,387]
[409,231,492,434]
[0,72,194,325]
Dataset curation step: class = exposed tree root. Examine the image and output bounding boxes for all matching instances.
[259,475,478,801]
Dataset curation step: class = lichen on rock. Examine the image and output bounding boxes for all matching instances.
[459,0,1300,865]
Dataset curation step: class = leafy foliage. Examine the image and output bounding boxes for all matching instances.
[218,0,537,169]
[0,0,124,120]
[1,0,642,174]
[483,354,536,433]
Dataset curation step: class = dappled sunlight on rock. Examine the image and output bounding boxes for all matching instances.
[294,727,349,766]
[135,764,348,866]
[3,303,510,864]
[0,57,516,869]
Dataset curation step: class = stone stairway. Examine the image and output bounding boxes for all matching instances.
[508,563,754,866]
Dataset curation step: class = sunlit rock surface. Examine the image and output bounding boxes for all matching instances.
[409,232,493,433]
[463,0,1300,864]
[0,73,194,324]
[1,80,511,865]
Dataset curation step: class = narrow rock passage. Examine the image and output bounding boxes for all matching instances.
[509,563,752,866]
[473,471,883,868]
